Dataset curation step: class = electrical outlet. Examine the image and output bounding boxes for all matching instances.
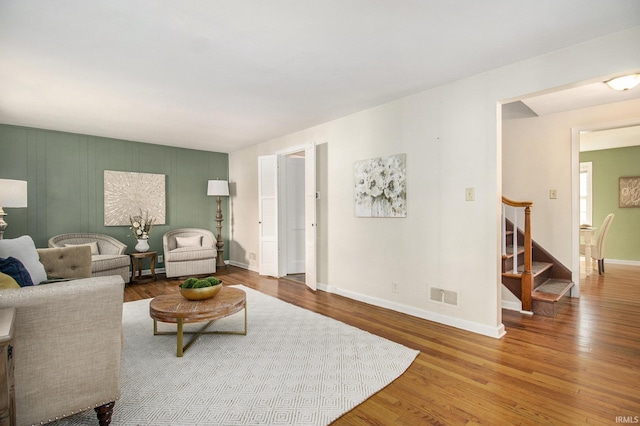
[549,189,557,199]
[392,282,399,293]
[249,252,256,260]
[465,187,475,201]
[157,254,163,263]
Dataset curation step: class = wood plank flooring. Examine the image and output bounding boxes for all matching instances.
[124,264,640,425]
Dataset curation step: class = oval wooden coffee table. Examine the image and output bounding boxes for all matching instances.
[149,287,247,357]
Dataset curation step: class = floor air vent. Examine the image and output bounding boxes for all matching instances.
[429,287,460,308]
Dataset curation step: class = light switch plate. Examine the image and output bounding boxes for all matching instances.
[550,189,557,199]
[465,187,475,201]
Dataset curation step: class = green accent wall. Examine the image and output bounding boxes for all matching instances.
[0,124,229,265]
[580,145,640,261]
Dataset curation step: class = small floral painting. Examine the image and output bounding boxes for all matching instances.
[619,176,640,208]
[354,153,406,217]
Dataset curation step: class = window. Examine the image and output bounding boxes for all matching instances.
[579,162,593,226]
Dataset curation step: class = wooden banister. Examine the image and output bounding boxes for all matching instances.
[501,196,533,209]
[502,196,534,312]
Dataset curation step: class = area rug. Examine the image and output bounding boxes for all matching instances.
[51,285,419,425]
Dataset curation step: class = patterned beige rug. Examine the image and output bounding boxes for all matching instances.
[51,285,419,425]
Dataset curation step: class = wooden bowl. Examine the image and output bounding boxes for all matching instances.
[180,283,222,301]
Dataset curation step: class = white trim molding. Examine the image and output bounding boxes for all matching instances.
[227,264,507,339]
[229,260,259,272]
[605,258,640,266]
[317,283,506,339]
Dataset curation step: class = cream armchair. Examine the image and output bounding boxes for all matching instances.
[163,228,217,278]
[49,233,130,283]
[0,245,124,425]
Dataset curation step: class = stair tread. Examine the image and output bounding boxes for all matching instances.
[532,279,573,302]
[502,261,553,278]
[502,245,524,259]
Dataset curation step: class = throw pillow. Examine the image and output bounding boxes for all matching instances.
[0,257,34,287]
[0,235,47,284]
[0,272,20,289]
[176,235,203,248]
[64,241,100,255]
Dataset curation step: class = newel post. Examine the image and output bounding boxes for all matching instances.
[521,205,533,312]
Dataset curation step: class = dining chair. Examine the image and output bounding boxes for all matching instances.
[580,213,615,275]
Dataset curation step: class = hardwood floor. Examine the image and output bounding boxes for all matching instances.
[124,264,640,425]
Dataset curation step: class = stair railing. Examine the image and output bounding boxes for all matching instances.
[502,196,533,312]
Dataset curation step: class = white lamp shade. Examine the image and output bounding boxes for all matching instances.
[207,180,229,197]
[0,179,28,207]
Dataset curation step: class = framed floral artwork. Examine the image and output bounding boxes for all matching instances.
[354,153,406,217]
[619,176,640,208]
[104,170,166,225]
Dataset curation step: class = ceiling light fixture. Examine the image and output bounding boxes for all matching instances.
[605,74,640,91]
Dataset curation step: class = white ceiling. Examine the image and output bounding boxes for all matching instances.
[580,124,640,152]
[501,80,640,151]
[501,79,640,119]
[1,1,640,153]
[520,81,640,117]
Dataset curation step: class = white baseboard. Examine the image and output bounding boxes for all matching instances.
[501,300,522,312]
[581,256,640,266]
[230,265,505,339]
[139,262,236,278]
[606,258,640,266]
[229,260,259,273]
[136,267,166,276]
[320,284,505,339]
[137,262,239,279]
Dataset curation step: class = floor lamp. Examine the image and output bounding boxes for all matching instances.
[207,180,229,268]
[0,179,28,240]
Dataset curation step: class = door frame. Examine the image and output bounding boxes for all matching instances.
[259,143,316,290]
[571,117,640,297]
[279,153,306,276]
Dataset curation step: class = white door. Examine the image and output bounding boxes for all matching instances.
[304,143,317,291]
[258,155,278,276]
[286,157,306,274]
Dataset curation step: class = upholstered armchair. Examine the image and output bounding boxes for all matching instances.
[163,228,217,278]
[49,233,130,283]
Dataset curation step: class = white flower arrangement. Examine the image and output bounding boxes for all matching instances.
[129,210,156,240]
[354,154,406,217]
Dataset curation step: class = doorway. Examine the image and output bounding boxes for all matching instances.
[573,122,640,286]
[283,151,306,283]
[503,82,640,303]
[258,143,317,291]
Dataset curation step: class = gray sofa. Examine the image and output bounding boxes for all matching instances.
[0,243,124,425]
[48,233,131,283]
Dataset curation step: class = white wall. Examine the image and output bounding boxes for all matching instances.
[229,26,640,337]
[502,97,640,307]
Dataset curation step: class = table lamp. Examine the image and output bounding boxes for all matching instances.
[0,179,28,240]
[207,180,229,268]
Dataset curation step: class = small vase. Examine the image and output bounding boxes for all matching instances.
[135,238,150,252]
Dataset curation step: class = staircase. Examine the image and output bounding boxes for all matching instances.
[501,197,573,317]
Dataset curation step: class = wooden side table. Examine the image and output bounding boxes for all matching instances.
[0,308,15,426]
[129,251,158,284]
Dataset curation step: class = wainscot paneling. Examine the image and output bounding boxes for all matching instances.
[0,124,229,264]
